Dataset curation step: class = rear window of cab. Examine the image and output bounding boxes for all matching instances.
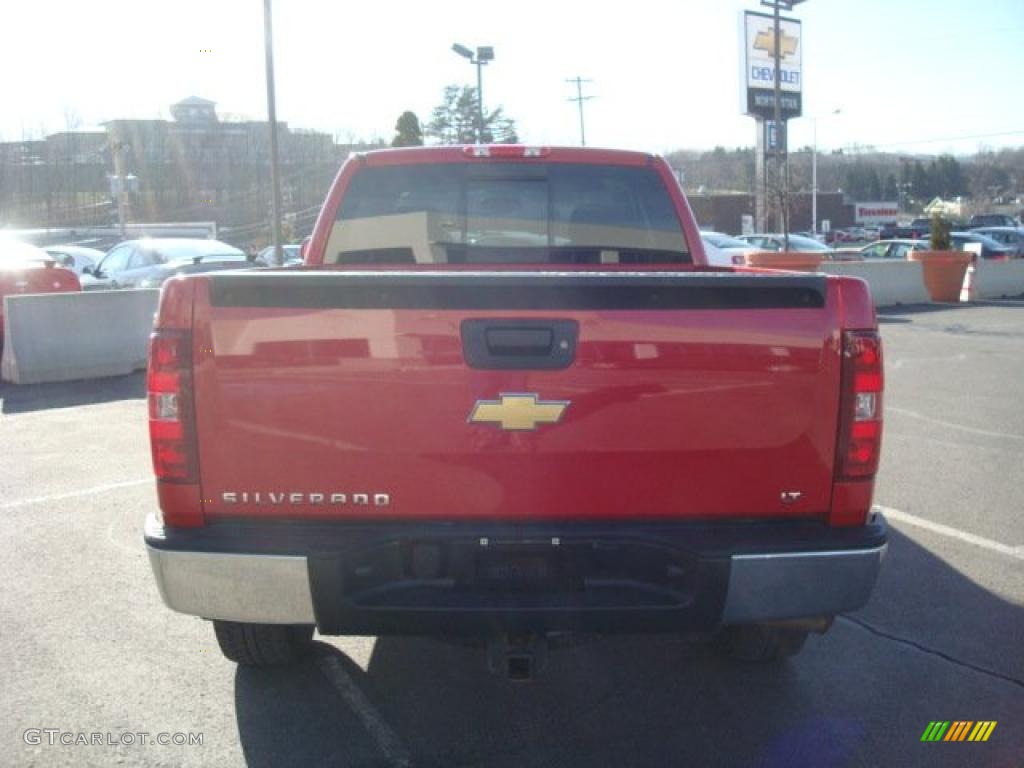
[330,163,690,266]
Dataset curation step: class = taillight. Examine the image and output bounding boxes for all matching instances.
[148,330,197,483]
[836,331,883,481]
[462,145,550,159]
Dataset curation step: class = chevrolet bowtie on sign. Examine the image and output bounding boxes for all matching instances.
[753,28,798,59]
[469,394,570,431]
[920,721,997,742]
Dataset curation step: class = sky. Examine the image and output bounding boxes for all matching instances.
[5,0,1024,156]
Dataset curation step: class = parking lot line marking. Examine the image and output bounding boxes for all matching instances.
[317,655,412,767]
[888,353,967,370]
[0,479,150,510]
[887,407,1024,443]
[876,505,1024,561]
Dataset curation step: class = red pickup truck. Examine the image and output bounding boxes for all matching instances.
[144,146,886,679]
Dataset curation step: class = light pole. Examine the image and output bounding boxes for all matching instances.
[811,108,841,236]
[108,140,138,238]
[263,0,284,266]
[452,44,494,143]
[109,140,130,238]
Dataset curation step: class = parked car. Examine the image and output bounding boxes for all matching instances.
[736,233,837,256]
[876,223,901,240]
[43,244,106,276]
[832,227,873,245]
[908,218,934,238]
[968,226,1024,257]
[856,239,928,260]
[878,222,926,240]
[144,145,887,675]
[700,231,759,266]
[968,213,1018,229]
[256,243,302,267]
[949,231,1015,260]
[0,238,81,352]
[82,238,250,290]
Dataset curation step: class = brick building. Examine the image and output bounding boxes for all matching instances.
[0,97,373,241]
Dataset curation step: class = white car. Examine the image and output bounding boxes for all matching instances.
[700,231,760,267]
[43,245,106,276]
[257,244,302,267]
[83,238,249,290]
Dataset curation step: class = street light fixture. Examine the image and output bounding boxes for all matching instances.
[451,43,494,143]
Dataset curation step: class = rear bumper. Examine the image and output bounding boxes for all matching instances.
[145,513,887,635]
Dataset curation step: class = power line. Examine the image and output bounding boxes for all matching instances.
[845,129,1024,152]
[566,77,594,147]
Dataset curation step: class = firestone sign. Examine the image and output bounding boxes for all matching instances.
[855,202,900,225]
[740,10,803,119]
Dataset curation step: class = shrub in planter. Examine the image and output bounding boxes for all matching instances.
[909,214,971,302]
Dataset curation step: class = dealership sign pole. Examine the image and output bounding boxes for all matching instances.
[741,3,803,235]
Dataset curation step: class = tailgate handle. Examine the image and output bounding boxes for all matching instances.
[486,328,553,356]
[462,319,578,370]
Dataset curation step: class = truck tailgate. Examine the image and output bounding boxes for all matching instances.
[191,271,842,522]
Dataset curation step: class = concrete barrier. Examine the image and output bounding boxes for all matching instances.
[2,290,159,384]
[969,260,1024,300]
[818,261,931,306]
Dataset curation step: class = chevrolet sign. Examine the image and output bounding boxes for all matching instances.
[740,10,803,119]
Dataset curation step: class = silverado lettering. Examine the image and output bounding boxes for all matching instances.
[144,145,887,679]
[221,492,391,506]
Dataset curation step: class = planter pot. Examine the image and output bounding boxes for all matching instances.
[744,251,824,271]
[909,250,972,302]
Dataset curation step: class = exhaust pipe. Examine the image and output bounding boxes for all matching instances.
[487,633,547,682]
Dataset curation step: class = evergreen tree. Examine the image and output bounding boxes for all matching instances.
[930,154,965,198]
[391,111,423,147]
[426,85,519,145]
[882,173,898,201]
[867,168,882,200]
[911,160,931,200]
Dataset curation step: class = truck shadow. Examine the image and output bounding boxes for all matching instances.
[0,371,144,414]
[233,527,1023,767]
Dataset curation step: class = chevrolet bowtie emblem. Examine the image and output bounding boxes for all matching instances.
[469,394,570,431]
[753,28,798,58]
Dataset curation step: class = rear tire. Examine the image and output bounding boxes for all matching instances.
[715,624,809,662]
[213,620,314,666]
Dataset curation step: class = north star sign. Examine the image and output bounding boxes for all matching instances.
[740,10,803,119]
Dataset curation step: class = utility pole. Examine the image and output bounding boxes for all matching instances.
[566,77,594,147]
[263,0,284,266]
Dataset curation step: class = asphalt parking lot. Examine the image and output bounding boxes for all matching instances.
[1,299,1021,768]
